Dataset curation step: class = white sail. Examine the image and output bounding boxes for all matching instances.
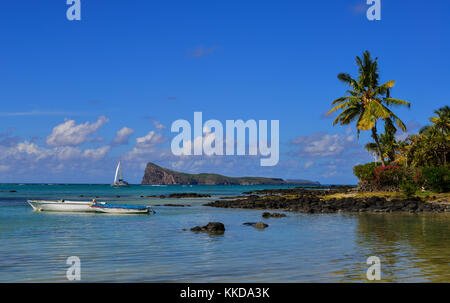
[114,161,121,183]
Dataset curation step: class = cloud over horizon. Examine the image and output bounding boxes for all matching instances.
[290,131,359,158]
[0,118,373,184]
[111,127,134,146]
[46,116,109,146]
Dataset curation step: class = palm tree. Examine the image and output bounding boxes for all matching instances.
[430,105,450,135]
[397,138,411,166]
[432,106,450,165]
[419,106,449,165]
[328,51,410,166]
[365,118,399,162]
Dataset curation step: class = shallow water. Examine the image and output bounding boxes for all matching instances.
[0,184,449,282]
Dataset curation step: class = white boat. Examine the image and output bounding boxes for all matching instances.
[27,200,97,212]
[27,200,155,215]
[90,203,154,214]
[111,161,129,187]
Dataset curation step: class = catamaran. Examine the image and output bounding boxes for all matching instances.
[111,161,129,187]
[27,199,155,214]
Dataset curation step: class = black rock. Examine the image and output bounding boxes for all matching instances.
[253,222,269,229]
[162,204,191,207]
[262,212,287,218]
[168,193,211,198]
[190,222,225,234]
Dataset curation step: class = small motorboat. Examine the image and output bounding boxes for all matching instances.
[27,199,154,215]
[27,200,97,212]
[90,203,154,214]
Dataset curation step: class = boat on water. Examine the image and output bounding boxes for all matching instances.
[90,203,154,214]
[111,161,129,187]
[27,200,154,215]
[27,200,96,212]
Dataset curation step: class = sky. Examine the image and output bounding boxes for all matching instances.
[0,0,449,184]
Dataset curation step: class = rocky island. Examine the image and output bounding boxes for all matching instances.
[141,162,320,185]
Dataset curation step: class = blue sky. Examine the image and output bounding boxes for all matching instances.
[0,0,449,184]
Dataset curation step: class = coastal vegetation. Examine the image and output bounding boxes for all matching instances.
[352,107,449,194]
[328,50,410,167]
[329,51,449,195]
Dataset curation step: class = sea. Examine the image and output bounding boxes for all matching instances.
[0,183,449,282]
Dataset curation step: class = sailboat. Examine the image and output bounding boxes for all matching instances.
[111,161,129,187]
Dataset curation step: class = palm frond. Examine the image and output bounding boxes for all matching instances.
[384,98,411,108]
[328,101,352,115]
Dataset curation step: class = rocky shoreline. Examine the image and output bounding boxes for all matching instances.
[144,193,211,199]
[205,188,450,214]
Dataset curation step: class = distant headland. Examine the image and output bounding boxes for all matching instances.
[141,162,320,186]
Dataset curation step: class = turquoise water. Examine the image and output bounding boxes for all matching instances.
[0,184,449,282]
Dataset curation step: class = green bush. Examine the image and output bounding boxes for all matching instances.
[399,181,417,198]
[354,162,448,193]
[353,162,380,182]
[373,164,405,186]
[421,167,450,193]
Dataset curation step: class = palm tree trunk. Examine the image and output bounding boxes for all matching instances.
[371,126,386,167]
[434,149,442,166]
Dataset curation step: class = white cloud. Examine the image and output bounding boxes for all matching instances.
[0,138,113,182]
[16,141,52,161]
[55,146,81,161]
[123,130,169,164]
[111,127,134,146]
[46,116,109,146]
[136,131,166,147]
[304,161,313,168]
[83,146,111,161]
[291,132,359,158]
[0,136,111,177]
[53,145,110,161]
[323,170,337,178]
[152,120,166,130]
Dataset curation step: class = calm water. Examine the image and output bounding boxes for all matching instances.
[0,184,449,282]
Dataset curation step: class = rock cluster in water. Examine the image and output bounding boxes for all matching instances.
[205,190,450,214]
[243,222,269,229]
[262,212,287,218]
[190,222,225,234]
[168,193,211,198]
[146,193,211,199]
[154,204,192,207]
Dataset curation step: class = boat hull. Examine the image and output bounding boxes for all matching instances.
[90,204,153,214]
[27,200,154,215]
[27,200,96,212]
[111,183,129,187]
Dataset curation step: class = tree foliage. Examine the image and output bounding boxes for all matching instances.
[329,51,410,166]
